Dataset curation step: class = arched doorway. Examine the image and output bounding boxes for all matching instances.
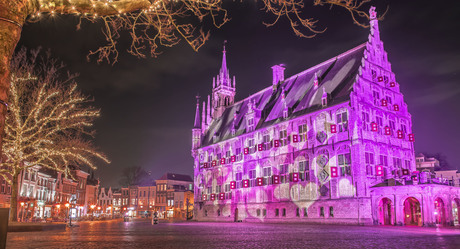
[453,198,460,226]
[403,197,421,226]
[434,197,446,226]
[378,198,393,225]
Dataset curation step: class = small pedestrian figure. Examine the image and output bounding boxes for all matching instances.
[152,211,158,225]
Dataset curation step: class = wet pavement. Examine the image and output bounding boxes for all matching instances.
[6,220,460,248]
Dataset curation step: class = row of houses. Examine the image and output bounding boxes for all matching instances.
[0,165,98,221]
[0,166,194,221]
[95,173,194,220]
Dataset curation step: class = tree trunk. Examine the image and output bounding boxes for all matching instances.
[0,1,26,157]
[9,172,19,221]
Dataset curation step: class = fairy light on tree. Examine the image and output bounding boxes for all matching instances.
[0,0,381,162]
[0,48,109,222]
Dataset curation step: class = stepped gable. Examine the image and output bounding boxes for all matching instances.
[201,43,366,146]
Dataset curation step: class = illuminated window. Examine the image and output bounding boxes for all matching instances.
[338,153,351,176]
[279,129,288,146]
[298,123,307,141]
[336,111,348,132]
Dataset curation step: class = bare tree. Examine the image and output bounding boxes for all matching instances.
[119,165,149,187]
[0,48,109,221]
[0,0,380,161]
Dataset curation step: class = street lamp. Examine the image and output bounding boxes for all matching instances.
[56,204,61,221]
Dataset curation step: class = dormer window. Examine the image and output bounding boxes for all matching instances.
[247,117,254,132]
[283,109,288,119]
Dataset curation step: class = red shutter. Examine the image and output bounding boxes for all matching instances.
[203,163,208,168]
[202,194,207,201]
[394,104,399,111]
[256,177,264,186]
[371,122,378,132]
[272,175,280,184]
[402,169,409,175]
[375,165,384,176]
[397,130,404,139]
[244,147,249,155]
[378,76,383,82]
[389,82,395,87]
[219,193,225,200]
[381,99,387,107]
[212,160,217,167]
[330,167,338,178]
[243,179,250,188]
[385,126,391,135]
[230,181,236,189]
[408,133,415,142]
[210,194,215,201]
[257,144,264,151]
[274,140,280,147]
[231,155,236,162]
[292,172,299,182]
[330,124,337,133]
[220,158,226,165]
[292,135,299,143]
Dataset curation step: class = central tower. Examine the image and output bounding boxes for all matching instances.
[212,42,236,119]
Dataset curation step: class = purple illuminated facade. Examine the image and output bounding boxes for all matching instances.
[191,7,460,226]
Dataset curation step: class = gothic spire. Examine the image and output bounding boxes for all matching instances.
[218,40,230,87]
[193,94,201,129]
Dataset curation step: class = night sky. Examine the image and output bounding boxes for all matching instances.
[16,0,460,188]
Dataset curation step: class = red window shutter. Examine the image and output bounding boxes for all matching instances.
[397,130,404,139]
[394,104,399,111]
[220,158,226,165]
[381,99,387,107]
[274,140,280,147]
[231,156,236,162]
[371,122,378,132]
[402,169,409,175]
[210,194,215,201]
[378,76,383,82]
[272,175,280,184]
[244,147,249,155]
[375,165,384,176]
[257,177,264,186]
[257,144,264,151]
[389,82,395,87]
[243,179,249,188]
[408,133,415,142]
[330,167,338,178]
[292,172,299,182]
[202,194,207,201]
[292,135,299,143]
[219,193,225,200]
[203,163,208,168]
[330,124,337,133]
[385,126,391,135]
[230,181,236,189]
[212,160,217,167]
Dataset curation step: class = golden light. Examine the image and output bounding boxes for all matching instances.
[108,206,112,210]
[90,205,96,209]
[20,202,24,206]
[56,204,61,209]
[65,203,70,208]
[97,206,101,210]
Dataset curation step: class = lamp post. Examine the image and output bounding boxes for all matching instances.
[65,203,70,226]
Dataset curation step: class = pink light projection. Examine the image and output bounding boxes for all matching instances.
[190,6,459,227]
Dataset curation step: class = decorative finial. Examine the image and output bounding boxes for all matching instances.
[196,93,201,104]
[369,6,377,20]
[223,40,227,53]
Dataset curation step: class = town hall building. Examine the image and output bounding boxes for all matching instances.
[191,7,460,226]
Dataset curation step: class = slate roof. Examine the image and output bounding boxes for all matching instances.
[158,173,193,182]
[201,43,366,147]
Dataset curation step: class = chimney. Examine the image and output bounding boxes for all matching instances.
[271,64,285,86]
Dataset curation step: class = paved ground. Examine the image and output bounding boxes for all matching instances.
[6,220,460,248]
